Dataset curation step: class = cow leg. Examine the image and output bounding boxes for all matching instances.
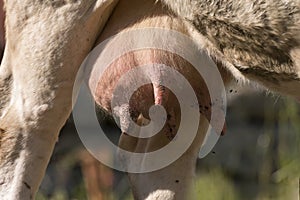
[0,0,118,199]
[119,118,209,200]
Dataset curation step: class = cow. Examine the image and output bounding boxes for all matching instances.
[0,0,299,200]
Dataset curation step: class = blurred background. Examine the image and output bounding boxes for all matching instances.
[36,86,300,200]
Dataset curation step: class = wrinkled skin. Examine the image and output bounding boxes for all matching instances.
[0,0,299,200]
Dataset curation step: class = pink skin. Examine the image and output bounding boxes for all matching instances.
[153,84,168,106]
[94,49,227,141]
[90,0,228,140]
[0,0,4,59]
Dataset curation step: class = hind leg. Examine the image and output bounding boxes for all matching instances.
[0,1,117,199]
